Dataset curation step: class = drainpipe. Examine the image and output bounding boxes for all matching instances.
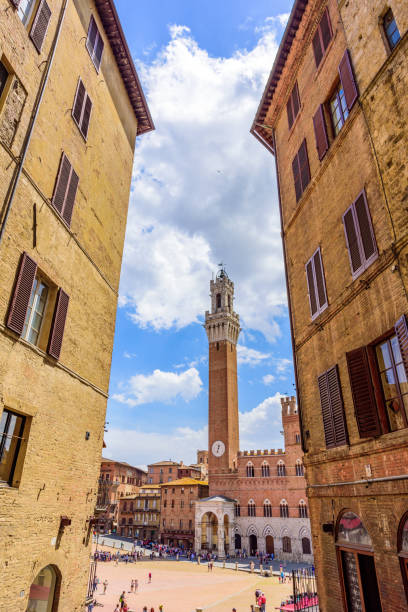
[0,0,69,246]
[272,129,307,454]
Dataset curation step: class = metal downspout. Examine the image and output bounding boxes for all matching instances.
[0,0,69,246]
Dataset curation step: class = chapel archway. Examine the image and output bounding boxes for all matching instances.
[26,565,60,612]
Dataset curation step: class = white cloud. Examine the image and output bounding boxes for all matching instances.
[112,367,203,407]
[237,345,270,366]
[262,373,275,385]
[104,425,208,467]
[119,19,287,341]
[274,357,292,373]
[239,393,284,449]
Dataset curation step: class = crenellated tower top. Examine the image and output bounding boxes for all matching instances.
[204,267,240,345]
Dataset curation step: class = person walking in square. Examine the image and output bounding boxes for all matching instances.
[148,571,152,583]
[103,579,108,594]
[134,578,138,593]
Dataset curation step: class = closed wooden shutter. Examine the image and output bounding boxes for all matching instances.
[312,30,323,67]
[320,9,332,51]
[313,105,329,161]
[395,314,408,377]
[30,0,51,53]
[298,139,310,192]
[313,248,327,310]
[287,99,294,130]
[346,347,381,438]
[94,35,104,71]
[52,153,79,226]
[86,16,98,57]
[339,50,358,110]
[63,168,79,226]
[52,154,71,215]
[354,190,377,263]
[81,94,92,139]
[343,206,362,276]
[306,259,317,318]
[292,82,300,117]
[47,289,69,360]
[7,253,37,335]
[72,80,86,126]
[318,366,348,448]
[10,0,20,8]
[292,154,302,202]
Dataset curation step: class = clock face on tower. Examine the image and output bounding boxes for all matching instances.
[212,440,225,457]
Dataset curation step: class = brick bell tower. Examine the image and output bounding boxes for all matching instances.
[205,267,240,488]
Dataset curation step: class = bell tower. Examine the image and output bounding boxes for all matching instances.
[205,266,240,484]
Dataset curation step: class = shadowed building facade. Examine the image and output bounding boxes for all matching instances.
[251,0,408,610]
[0,0,153,609]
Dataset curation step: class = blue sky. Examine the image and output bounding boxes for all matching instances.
[104,0,295,468]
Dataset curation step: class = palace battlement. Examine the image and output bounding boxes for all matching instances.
[281,395,297,417]
[238,449,285,457]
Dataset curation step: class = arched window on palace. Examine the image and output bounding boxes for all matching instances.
[282,536,292,553]
[248,499,256,517]
[263,499,272,517]
[299,500,308,518]
[235,502,240,517]
[295,459,304,476]
[398,511,408,605]
[261,461,270,477]
[246,462,255,478]
[280,500,289,518]
[277,460,286,477]
[336,510,382,611]
[302,537,311,555]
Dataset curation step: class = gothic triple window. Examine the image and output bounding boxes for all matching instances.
[277,460,286,477]
[246,462,255,478]
[261,462,270,477]
[299,500,308,518]
[263,500,272,517]
[295,459,304,476]
[280,500,289,518]
[248,500,256,517]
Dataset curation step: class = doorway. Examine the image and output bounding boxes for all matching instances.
[27,565,60,612]
[266,535,274,555]
[249,534,257,556]
[235,533,241,550]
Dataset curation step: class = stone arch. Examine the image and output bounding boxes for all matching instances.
[247,524,258,537]
[27,564,62,612]
[299,525,310,540]
[280,525,290,539]
[262,524,276,538]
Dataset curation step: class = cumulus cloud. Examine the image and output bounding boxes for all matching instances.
[237,345,270,366]
[118,19,287,341]
[105,394,285,465]
[239,393,284,449]
[112,367,203,407]
[274,357,292,373]
[104,425,208,467]
[262,373,275,385]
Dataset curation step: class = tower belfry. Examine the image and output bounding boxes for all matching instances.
[205,267,240,485]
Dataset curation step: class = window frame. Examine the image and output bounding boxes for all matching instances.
[71,78,93,141]
[382,8,401,52]
[305,247,328,320]
[0,408,27,486]
[21,276,49,347]
[312,7,333,69]
[329,81,349,137]
[86,15,104,72]
[343,189,378,281]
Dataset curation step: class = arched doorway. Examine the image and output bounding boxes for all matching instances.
[223,515,229,554]
[249,534,257,556]
[398,511,408,604]
[266,535,274,555]
[200,512,218,551]
[27,565,60,612]
[336,510,382,611]
[235,533,242,550]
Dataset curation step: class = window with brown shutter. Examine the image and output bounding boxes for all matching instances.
[30,0,51,53]
[318,365,348,448]
[7,252,37,335]
[72,78,93,140]
[47,288,69,360]
[292,139,310,202]
[346,347,381,438]
[312,8,333,68]
[343,189,377,279]
[52,153,79,226]
[306,247,328,320]
[86,16,104,72]
[287,81,300,130]
[338,50,358,111]
[313,105,329,160]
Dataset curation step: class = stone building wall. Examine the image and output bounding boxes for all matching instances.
[252,0,408,610]
[0,0,150,610]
